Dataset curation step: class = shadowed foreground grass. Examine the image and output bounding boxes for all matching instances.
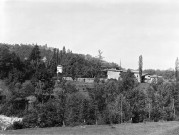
[1,121,179,135]
[163,125,179,135]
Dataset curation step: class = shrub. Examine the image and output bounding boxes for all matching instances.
[22,110,38,128]
[4,121,23,130]
[12,121,23,129]
[37,100,63,127]
[64,93,86,126]
[22,99,64,128]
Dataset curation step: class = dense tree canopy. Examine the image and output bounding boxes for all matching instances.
[0,43,179,129]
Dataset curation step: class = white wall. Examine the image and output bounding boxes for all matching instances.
[107,71,121,80]
[134,73,140,82]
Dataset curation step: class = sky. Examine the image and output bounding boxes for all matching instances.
[1,0,179,70]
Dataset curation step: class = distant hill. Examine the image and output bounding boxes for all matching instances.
[0,43,120,78]
[0,43,54,62]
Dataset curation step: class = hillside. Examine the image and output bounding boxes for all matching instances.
[0,43,120,79]
[0,43,178,130]
[0,43,54,62]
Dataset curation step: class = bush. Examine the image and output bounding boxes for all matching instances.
[5,121,23,130]
[22,110,38,128]
[22,99,64,128]
[12,121,23,129]
[64,93,86,126]
[37,100,63,127]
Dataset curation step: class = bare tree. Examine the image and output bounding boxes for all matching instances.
[98,50,104,61]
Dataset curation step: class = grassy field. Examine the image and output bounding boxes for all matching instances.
[1,121,179,135]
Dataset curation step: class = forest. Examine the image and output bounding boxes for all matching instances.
[0,43,178,129]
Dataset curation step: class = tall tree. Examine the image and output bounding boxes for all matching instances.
[0,45,12,78]
[62,46,66,55]
[56,49,59,65]
[129,88,147,123]
[28,45,41,62]
[48,49,57,76]
[174,57,179,118]
[139,55,143,83]
[175,57,179,82]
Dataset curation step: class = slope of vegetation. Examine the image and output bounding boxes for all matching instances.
[0,43,179,130]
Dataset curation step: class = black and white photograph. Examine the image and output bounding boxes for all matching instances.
[1,0,179,134]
